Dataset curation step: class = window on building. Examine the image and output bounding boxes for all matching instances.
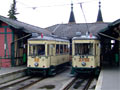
[18,40,24,48]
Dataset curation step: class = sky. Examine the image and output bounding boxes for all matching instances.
[0,0,120,28]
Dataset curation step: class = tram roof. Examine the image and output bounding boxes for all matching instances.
[28,35,69,42]
[72,35,98,40]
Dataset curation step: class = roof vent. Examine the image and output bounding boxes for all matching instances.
[32,33,39,37]
[76,32,81,36]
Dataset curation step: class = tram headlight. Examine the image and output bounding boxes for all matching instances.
[34,62,39,67]
[81,62,86,66]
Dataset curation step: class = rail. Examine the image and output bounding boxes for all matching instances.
[83,77,94,90]
[0,76,46,90]
[62,76,94,90]
[63,77,77,90]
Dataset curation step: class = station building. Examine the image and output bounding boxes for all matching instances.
[99,19,120,66]
[0,15,51,67]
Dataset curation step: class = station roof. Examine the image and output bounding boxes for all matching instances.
[99,19,120,40]
[46,22,109,39]
[0,15,51,36]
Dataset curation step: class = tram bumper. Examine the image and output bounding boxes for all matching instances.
[71,67,96,75]
[27,67,49,75]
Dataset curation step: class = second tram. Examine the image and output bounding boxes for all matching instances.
[71,35,100,75]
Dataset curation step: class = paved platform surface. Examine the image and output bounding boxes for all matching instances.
[95,66,120,90]
[0,66,27,84]
[0,66,27,75]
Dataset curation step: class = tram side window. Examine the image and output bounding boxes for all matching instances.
[75,43,93,55]
[75,44,80,55]
[47,45,49,55]
[95,44,96,56]
[88,44,93,55]
[60,45,63,54]
[29,44,45,56]
[29,45,36,56]
[56,44,60,54]
[64,45,69,54]
[64,45,67,53]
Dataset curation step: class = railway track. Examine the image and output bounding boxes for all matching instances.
[63,77,94,90]
[0,67,70,90]
[0,67,95,90]
[0,76,45,90]
[82,78,94,90]
[62,77,78,90]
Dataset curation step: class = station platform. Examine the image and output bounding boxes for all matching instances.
[95,66,120,90]
[0,66,27,84]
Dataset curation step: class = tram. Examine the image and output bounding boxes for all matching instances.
[71,34,100,75]
[27,35,70,76]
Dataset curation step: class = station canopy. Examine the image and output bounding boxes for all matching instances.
[99,19,120,41]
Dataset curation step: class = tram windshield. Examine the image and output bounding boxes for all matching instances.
[29,44,45,56]
[75,43,93,55]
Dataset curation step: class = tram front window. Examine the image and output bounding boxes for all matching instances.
[29,44,45,56]
[75,43,93,55]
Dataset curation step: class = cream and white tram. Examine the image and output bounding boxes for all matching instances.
[27,35,70,76]
[71,35,100,75]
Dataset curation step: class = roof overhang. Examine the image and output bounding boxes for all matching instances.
[99,19,120,41]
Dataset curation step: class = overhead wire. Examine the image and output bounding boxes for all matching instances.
[16,0,97,31]
[79,3,90,32]
[16,0,98,10]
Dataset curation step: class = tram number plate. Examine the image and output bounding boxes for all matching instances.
[79,58,89,62]
[34,58,39,62]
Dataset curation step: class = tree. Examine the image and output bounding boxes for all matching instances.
[8,0,18,20]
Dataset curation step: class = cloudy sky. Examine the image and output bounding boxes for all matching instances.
[0,0,120,28]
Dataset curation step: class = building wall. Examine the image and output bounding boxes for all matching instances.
[0,21,28,67]
[0,22,13,67]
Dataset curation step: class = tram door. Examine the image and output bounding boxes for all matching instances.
[49,44,55,65]
[95,43,100,66]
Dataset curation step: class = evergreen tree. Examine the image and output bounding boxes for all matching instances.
[8,0,18,20]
